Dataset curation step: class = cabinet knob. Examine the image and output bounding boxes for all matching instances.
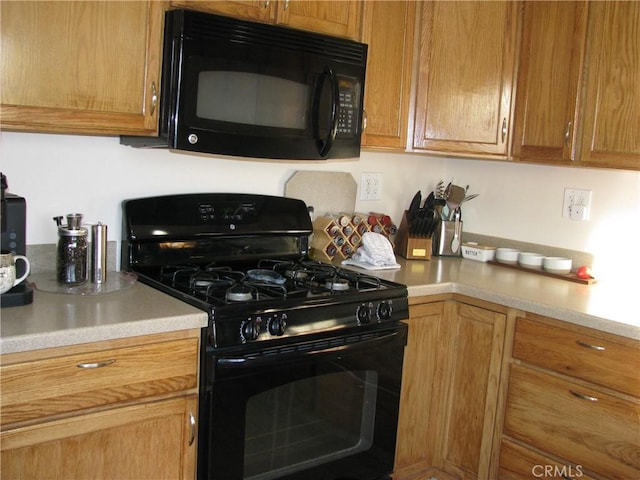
[188,412,196,446]
[76,359,116,369]
[150,82,158,116]
[564,121,572,147]
[501,117,507,143]
[576,339,606,351]
[569,390,599,402]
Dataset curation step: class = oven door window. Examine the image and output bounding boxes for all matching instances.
[244,369,377,480]
[205,326,406,480]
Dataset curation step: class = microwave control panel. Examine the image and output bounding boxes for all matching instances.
[337,77,361,138]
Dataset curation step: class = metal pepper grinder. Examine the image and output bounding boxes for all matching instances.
[54,213,88,285]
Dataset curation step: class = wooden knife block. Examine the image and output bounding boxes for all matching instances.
[395,211,432,260]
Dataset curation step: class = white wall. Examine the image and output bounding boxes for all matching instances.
[2,131,639,278]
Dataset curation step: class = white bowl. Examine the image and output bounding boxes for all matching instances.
[543,256,572,274]
[518,252,544,268]
[496,248,520,264]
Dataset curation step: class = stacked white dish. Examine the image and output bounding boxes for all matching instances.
[518,252,544,269]
[495,248,519,264]
[543,256,572,274]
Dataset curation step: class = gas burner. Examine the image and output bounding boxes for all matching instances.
[226,284,256,302]
[325,278,350,291]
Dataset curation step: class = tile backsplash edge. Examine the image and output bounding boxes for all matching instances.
[26,235,594,276]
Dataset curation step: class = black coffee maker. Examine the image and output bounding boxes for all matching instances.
[1,172,33,307]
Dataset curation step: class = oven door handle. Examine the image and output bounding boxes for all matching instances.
[217,328,404,369]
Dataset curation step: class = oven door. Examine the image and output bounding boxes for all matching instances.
[199,323,407,480]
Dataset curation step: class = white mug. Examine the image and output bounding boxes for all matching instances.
[0,253,31,294]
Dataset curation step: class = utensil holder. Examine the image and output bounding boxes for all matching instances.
[433,219,463,256]
[395,211,432,260]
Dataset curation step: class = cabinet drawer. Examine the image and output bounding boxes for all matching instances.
[513,317,639,396]
[499,439,598,480]
[1,338,198,426]
[504,364,640,480]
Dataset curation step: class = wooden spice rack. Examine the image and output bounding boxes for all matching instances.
[487,261,597,285]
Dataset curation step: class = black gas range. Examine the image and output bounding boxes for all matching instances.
[121,193,409,480]
[121,193,409,351]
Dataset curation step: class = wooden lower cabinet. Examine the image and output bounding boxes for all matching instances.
[499,439,598,480]
[1,395,197,480]
[394,298,508,480]
[395,301,445,478]
[504,364,639,479]
[0,330,200,480]
[436,302,507,480]
[498,314,640,480]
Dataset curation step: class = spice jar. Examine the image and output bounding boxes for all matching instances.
[54,213,88,285]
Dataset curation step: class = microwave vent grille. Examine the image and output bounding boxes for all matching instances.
[180,10,366,65]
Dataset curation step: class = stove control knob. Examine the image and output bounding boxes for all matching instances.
[376,301,393,321]
[356,303,373,324]
[268,314,287,336]
[241,318,261,342]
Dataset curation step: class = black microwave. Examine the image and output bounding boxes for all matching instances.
[121,9,368,160]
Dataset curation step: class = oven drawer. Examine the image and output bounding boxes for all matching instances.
[1,338,198,426]
[504,364,640,479]
[512,316,639,396]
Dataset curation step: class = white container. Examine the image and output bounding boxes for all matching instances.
[543,256,572,274]
[518,252,544,268]
[496,247,520,264]
[461,242,496,262]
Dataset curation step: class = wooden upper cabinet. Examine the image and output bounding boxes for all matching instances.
[361,1,416,150]
[413,2,518,157]
[579,1,640,170]
[511,1,588,165]
[0,1,164,136]
[276,1,361,40]
[171,1,361,40]
[170,1,276,23]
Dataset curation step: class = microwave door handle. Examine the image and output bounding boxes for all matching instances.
[313,67,339,157]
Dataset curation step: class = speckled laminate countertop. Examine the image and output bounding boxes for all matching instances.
[0,280,208,354]
[346,257,639,340]
[1,258,638,356]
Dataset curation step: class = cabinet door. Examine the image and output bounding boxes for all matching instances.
[413,2,517,156]
[275,1,361,40]
[170,0,276,22]
[499,439,599,480]
[361,1,416,150]
[437,303,506,479]
[1,396,198,480]
[0,1,163,136]
[504,364,640,479]
[394,302,444,479]
[511,1,588,165]
[579,1,640,170]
